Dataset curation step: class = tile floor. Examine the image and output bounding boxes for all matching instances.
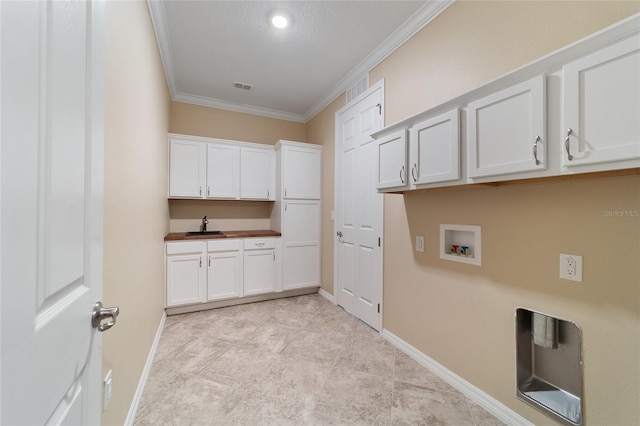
[135,294,504,425]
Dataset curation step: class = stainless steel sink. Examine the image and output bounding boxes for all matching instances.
[186,231,223,236]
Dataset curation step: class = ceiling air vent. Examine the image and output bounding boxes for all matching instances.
[233,81,253,91]
[346,74,369,104]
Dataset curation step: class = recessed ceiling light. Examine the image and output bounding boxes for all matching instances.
[271,15,288,29]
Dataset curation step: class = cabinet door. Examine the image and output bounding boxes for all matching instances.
[243,249,276,295]
[207,143,239,199]
[282,200,320,290]
[166,253,206,307]
[467,76,546,178]
[169,139,206,198]
[562,36,640,168]
[282,146,322,199]
[409,109,460,185]
[240,147,275,200]
[208,251,243,301]
[376,129,408,190]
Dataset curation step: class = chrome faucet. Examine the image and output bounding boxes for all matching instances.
[201,216,209,232]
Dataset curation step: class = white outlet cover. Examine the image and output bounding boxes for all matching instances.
[560,254,583,282]
[416,236,424,253]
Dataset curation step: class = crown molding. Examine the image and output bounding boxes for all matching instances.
[173,93,307,123]
[148,0,453,124]
[303,0,454,122]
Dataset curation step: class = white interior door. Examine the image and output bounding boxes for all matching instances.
[335,81,384,331]
[1,1,105,424]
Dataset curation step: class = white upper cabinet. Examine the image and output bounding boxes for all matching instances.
[207,143,239,199]
[281,142,322,199]
[376,129,408,190]
[409,109,460,186]
[562,36,640,168]
[169,138,206,198]
[240,146,275,200]
[468,76,546,179]
[168,134,276,200]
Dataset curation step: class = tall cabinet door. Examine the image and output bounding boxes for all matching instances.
[169,139,206,198]
[282,200,321,290]
[467,76,546,178]
[240,146,275,200]
[207,143,239,199]
[562,36,640,167]
[409,109,460,185]
[282,146,322,199]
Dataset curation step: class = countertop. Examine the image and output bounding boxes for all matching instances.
[164,230,281,241]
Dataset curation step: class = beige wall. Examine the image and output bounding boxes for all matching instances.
[103,2,170,425]
[359,1,639,424]
[170,101,306,145]
[306,94,346,293]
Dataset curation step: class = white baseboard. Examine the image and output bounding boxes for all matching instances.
[382,329,533,426]
[125,311,166,426]
[318,288,336,304]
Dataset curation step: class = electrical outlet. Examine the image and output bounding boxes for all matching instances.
[416,236,424,253]
[560,254,583,282]
[103,369,113,411]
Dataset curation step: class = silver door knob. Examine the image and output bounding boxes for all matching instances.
[92,301,120,332]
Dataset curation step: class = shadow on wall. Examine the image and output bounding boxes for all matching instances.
[169,199,274,219]
[400,176,639,311]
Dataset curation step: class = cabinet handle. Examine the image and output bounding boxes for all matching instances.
[284,202,287,211]
[267,189,270,198]
[208,256,211,267]
[533,136,541,165]
[564,129,573,161]
[199,187,202,196]
[207,186,210,196]
[272,252,275,261]
[199,258,202,268]
[411,164,418,182]
[399,166,405,184]
[284,188,287,197]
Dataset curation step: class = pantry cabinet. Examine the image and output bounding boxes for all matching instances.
[409,109,460,186]
[207,239,243,301]
[272,141,322,291]
[562,36,640,169]
[376,129,408,190]
[467,76,546,179]
[166,242,206,307]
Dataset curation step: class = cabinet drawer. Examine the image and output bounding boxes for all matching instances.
[207,239,242,252]
[244,238,277,250]
[166,241,204,255]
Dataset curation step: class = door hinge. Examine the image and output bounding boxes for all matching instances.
[376,103,382,115]
[378,237,381,247]
[377,304,380,313]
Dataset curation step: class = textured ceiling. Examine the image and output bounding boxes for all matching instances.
[149,1,451,122]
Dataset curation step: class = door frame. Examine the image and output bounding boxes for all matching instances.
[333,79,385,330]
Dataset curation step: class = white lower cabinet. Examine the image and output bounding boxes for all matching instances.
[166,242,206,307]
[243,239,277,296]
[207,239,243,301]
[166,237,280,308]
